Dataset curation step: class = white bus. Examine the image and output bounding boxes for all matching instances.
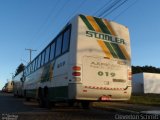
[23,14,132,108]
[5,81,14,93]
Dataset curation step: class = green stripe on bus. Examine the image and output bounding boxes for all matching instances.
[93,17,111,34]
[80,15,94,31]
[104,41,118,58]
[26,86,68,101]
[111,43,126,60]
[26,89,37,98]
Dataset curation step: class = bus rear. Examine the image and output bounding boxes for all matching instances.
[73,15,131,101]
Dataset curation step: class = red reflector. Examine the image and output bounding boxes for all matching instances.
[83,90,87,92]
[128,76,132,80]
[100,96,111,101]
[128,69,132,80]
[72,66,81,71]
[128,72,132,76]
[72,72,81,76]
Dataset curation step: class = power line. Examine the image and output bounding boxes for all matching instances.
[34,0,86,54]
[31,0,67,45]
[97,0,122,17]
[20,0,60,64]
[102,0,128,17]
[27,0,59,46]
[65,0,86,23]
[113,0,138,20]
[34,0,70,51]
[93,0,113,16]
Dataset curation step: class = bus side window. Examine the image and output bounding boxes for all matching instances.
[28,65,30,75]
[24,69,26,76]
[31,61,34,72]
[45,46,50,64]
[55,35,63,57]
[30,62,32,73]
[25,67,28,76]
[62,28,70,53]
[32,62,34,72]
[41,51,45,66]
[50,42,55,60]
[34,58,37,70]
[30,63,32,74]
[36,57,39,69]
[37,54,41,68]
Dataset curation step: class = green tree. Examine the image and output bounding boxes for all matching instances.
[132,65,160,74]
[15,63,25,76]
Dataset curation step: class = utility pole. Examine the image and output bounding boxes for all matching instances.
[25,48,37,63]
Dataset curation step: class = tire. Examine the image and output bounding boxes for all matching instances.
[25,97,30,101]
[24,90,30,101]
[44,97,51,109]
[68,100,75,107]
[13,93,16,97]
[38,88,45,108]
[81,101,90,109]
[38,97,45,108]
[43,87,51,109]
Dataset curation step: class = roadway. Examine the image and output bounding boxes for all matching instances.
[0,92,160,120]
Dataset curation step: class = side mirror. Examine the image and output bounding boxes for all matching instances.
[21,77,26,82]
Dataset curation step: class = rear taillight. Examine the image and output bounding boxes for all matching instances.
[72,66,81,82]
[72,66,81,71]
[128,69,132,80]
[72,72,81,76]
[128,76,132,80]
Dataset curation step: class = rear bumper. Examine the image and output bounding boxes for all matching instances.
[69,83,131,101]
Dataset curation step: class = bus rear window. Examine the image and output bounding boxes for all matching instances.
[41,51,45,66]
[62,28,70,53]
[50,42,55,60]
[37,54,41,68]
[45,46,50,63]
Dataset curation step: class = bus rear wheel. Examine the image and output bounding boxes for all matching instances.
[24,90,30,101]
[68,100,75,107]
[38,87,51,109]
[38,88,45,108]
[81,101,90,109]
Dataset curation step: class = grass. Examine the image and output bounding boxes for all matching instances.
[126,94,160,106]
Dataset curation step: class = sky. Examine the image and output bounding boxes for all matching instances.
[0,0,160,89]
